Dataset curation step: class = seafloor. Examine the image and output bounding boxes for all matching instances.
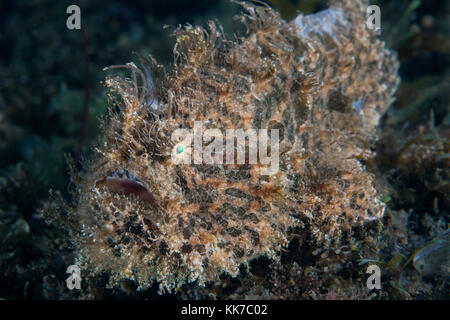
[0,0,448,299]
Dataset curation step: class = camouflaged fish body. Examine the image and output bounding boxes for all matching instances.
[51,0,399,292]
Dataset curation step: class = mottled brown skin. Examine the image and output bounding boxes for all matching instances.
[49,0,399,293]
